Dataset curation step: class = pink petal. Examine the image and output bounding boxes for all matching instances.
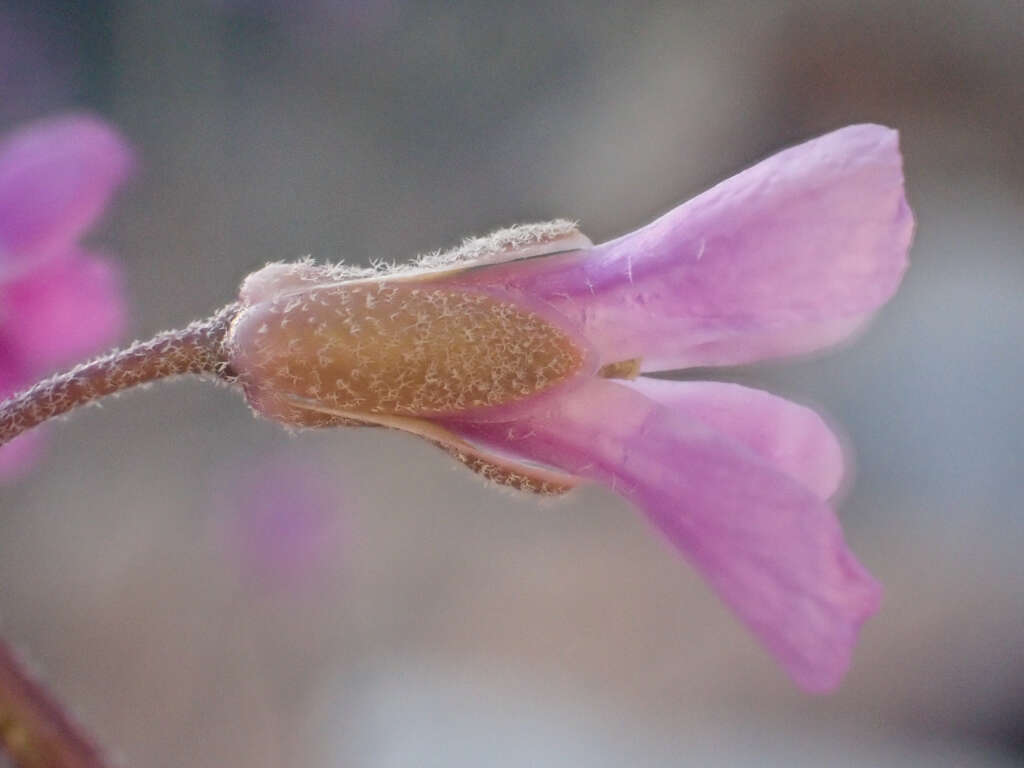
[1,250,124,372]
[621,378,845,499]
[447,380,880,691]
[0,114,133,265]
[453,124,913,370]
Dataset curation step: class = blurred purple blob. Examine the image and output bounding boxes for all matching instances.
[0,114,133,480]
[215,452,346,590]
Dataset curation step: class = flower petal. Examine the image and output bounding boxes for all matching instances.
[446,379,880,691]
[0,114,133,266]
[620,378,844,499]
[452,124,913,370]
[1,249,124,372]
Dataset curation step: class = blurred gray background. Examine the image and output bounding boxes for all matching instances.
[1,0,1022,765]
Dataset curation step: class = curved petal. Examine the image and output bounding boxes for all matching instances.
[453,124,913,370]
[1,250,124,372]
[0,114,134,266]
[621,378,845,499]
[446,380,880,691]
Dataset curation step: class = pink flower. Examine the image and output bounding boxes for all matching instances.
[0,114,132,479]
[227,124,913,690]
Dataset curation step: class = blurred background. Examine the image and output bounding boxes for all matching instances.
[1,0,1022,765]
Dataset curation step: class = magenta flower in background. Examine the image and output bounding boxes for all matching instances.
[229,124,913,690]
[0,114,132,479]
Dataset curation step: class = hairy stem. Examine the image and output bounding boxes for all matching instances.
[0,637,107,768]
[0,303,239,448]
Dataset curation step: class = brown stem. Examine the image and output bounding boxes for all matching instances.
[0,303,240,448]
[0,637,107,768]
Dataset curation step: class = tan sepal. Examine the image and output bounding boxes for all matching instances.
[394,220,593,282]
[283,395,579,495]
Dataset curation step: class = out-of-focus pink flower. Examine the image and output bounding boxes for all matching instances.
[214,452,346,590]
[227,124,913,690]
[0,114,132,479]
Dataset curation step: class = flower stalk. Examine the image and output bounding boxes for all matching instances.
[0,304,239,449]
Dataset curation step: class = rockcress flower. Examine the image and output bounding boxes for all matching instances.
[226,124,913,690]
[0,114,132,479]
[0,123,912,691]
